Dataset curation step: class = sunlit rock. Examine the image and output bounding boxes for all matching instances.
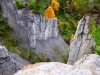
[14,54,100,75]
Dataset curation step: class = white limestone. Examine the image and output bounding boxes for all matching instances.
[14,54,100,75]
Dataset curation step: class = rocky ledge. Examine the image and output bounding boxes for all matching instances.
[14,54,100,75]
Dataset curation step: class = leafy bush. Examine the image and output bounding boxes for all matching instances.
[28,0,50,14]
[89,20,100,55]
[75,0,100,15]
[16,0,25,9]
[58,13,77,44]
[28,0,36,9]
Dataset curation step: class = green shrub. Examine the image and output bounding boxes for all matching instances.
[75,0,100,15]
[89,20,100,55]
[28,0,50,14]
[16,0,25,9]
[58,13,77,44]
[28,0,36,9]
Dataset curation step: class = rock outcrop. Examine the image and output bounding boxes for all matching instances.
[0,0,69,62]
[67,14,97,65]
[67,13,100,65]
[14,54,100,75]
[0,46,29,75]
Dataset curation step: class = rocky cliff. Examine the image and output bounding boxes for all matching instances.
[14,54,100,75]
[0,0,69,62]
[0,45,29,75]
[67,14,100,65]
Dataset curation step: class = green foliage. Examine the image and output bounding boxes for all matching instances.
[89,20,100,55]
[20,49,50,63]
[16,0,25,9]
[20,49,40,63]
[28,0,36,9]
[58,0,66,13]
[75,0,100,15]
[58,13,77,44]
[28,0,50,14]
[52,46,69,63]
[75,0,90,15]
[89,20,96,37]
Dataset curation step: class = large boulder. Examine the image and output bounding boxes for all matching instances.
[0,0,69,62]
[0,46,29,75]
[14,54,100,75]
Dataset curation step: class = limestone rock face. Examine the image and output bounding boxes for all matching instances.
[28,15,58,48]
[0,46,29,75]
[14,54,100,75]
[67,15,95,65]
[0,0,69,62]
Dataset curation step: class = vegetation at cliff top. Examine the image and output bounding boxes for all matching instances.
[15,0,100,44]
[16,0,25,9]
[16,0,100,56]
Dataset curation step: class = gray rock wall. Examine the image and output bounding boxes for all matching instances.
[0,0,69,62]
[1,0,30,48]
[27,15,58,48]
